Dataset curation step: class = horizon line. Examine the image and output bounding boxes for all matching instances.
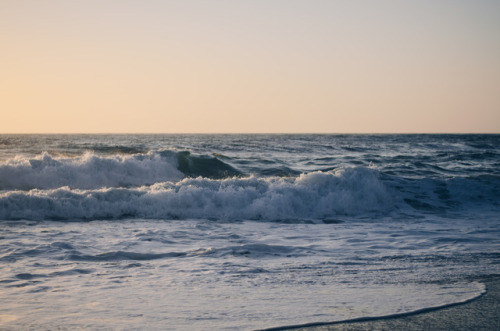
[1,132,499,135]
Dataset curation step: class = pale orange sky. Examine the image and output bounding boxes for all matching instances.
[1,0,499,133]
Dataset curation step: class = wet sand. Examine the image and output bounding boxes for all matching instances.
[266,276,500,331]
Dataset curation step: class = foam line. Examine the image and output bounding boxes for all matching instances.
[260,282,487,330]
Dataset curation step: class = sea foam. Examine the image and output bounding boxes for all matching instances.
[0,151,184,190]
[0,167,392,221]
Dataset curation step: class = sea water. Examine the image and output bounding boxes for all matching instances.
[0,134,499,330]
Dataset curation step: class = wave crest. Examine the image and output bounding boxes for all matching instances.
[0,150,246,190]
[0,167,392,221]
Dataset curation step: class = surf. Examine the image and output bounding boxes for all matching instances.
[0,167,392,221]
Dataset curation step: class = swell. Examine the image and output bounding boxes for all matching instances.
[385,173,500,214]
[176,151,242,179]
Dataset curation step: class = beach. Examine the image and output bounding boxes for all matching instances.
[271,276,500,331]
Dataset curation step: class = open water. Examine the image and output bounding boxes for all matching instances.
[0,134,499,329]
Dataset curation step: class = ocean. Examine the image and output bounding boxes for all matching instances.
[0,134,499,330]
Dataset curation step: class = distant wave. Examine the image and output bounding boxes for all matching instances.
[0,168,392,221]
[0,150,243,190]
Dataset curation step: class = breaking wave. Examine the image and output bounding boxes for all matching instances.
[1,148,498,222]
[0,151,242,190]
[0,168,392,221]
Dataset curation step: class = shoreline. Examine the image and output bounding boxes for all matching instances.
[264,275,500,331]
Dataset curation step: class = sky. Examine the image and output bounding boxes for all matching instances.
[1,0,499,133]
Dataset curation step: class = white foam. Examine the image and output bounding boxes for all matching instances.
[0,167,393,221]
[0,151,184,190]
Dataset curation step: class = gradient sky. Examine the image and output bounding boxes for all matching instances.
[1,0,499,133]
